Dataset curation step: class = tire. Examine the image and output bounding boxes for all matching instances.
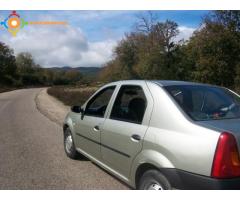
[138,169,171,190]
[64,127,79,159]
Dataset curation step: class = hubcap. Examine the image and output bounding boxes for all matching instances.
[147,183,163,190]
[65,135,73,154]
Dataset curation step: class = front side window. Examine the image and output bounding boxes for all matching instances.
[165,85,240,121]
[85,86,115,118]
[110,85,147,124]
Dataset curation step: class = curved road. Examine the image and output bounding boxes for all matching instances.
[0,89,128,189]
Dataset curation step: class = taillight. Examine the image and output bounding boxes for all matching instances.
[211,132,240,178]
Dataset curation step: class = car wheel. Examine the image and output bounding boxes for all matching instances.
[64,127,79,159]
[138,169,171,190]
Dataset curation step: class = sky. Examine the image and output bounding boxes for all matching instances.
[0,10,209,68]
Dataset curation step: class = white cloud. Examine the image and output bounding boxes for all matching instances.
[1,23,196,68]
[1,25,117,68]
[80,40,117,66]
[175,26,196,42]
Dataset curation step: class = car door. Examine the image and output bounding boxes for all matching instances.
[74,85,116,160]
[101,83,153,178]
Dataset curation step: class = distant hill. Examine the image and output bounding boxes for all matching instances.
[48,66,101,77]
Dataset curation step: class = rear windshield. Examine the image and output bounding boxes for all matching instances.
[165,85,240,121]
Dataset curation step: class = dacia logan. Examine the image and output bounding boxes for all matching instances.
[63,80,240,189]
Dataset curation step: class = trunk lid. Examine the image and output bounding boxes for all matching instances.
[197,118,240,154]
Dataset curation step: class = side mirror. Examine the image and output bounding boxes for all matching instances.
[71,106,83,113]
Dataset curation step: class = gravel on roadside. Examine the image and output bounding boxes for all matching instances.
[35,88,70,126]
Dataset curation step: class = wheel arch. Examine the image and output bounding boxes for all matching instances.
[135,163,159,188]
[63,115,77,140]
[63,123,69,132]
[130,149,175,188]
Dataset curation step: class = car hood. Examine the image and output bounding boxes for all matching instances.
[196,118,240,152]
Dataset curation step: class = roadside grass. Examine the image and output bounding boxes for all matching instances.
[47,86,98,106]
[0,86,18,93]
[0,85,49,94]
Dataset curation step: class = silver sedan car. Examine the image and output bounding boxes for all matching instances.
[63,80,240,189]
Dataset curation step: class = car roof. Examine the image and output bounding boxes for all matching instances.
[108,80,213,87]
[150,80,212,87]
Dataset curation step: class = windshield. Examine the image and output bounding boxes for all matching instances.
[165,85,240,121]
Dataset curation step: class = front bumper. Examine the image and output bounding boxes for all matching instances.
[160,168,240,190]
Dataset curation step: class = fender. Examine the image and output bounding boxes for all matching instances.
[63,113,78,142]
[130,149,175,187]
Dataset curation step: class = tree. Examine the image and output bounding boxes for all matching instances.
[16,52,37,74]
[98,60,123,82]
[64,70,82,84]
[151,20,179,53]
[0,42,17,85]
[101,19,181,81]
[114,33,140,79]
[187,11,240,88]
[206,11,240,32]
[135,11,158,34]
[136,20,180,79]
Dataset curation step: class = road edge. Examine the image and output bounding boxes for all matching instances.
[35,88,70,126]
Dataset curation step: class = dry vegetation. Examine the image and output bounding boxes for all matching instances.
[0,86,17,93]
[47,86,98,106]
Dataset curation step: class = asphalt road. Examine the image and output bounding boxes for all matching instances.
[0,88,128,189]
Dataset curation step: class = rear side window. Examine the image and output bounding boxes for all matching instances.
[165,85,240,121]
[110,85,147,124]
[85,86,115,118]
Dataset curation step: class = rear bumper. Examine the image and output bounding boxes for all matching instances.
[160,168,240,190]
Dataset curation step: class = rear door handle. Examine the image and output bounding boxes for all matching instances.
[131,134,141,142]
[93,125,100,132]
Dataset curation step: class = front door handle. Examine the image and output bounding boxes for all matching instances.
[131,134,141,141]
[93,125,100,132]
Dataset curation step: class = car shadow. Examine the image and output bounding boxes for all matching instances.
[76,154,90,161]
[73,152,131,189]
[91,162,131,190]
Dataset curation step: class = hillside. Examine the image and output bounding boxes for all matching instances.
[48,66,101,77]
